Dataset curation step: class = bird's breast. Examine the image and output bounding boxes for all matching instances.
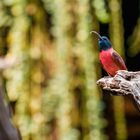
[99,48,120,76]
[100,49,113,66]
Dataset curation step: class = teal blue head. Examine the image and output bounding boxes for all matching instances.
[91,31,112,51]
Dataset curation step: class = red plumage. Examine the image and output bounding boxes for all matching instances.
[99,48,127,76]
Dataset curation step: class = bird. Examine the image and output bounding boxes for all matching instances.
[91,31,127,77]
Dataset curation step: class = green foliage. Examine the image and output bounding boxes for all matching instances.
[0,0,128,140]
[127,18,140,56]
[92,0,110,23]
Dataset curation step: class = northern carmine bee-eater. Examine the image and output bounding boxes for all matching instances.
[91,31,127,77]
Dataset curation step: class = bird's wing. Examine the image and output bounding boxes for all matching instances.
[111,51,127,70]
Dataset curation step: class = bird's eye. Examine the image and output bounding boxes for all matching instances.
[103,38,107,40]
[102,37,109,41]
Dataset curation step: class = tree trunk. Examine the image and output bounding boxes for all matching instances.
[97,70,140,111]
[0,88,20,140]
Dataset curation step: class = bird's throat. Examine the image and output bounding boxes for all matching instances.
[99,45,112,52]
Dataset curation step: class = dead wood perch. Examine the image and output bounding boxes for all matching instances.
[97,70,140,111]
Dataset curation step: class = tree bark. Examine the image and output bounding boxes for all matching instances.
[97,70,140,111]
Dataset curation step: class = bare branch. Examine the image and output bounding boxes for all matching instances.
[97,70,140,111]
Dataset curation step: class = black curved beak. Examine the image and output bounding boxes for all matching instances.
[90,31,102,40]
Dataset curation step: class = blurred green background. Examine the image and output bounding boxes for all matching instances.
[0,0,140,140]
